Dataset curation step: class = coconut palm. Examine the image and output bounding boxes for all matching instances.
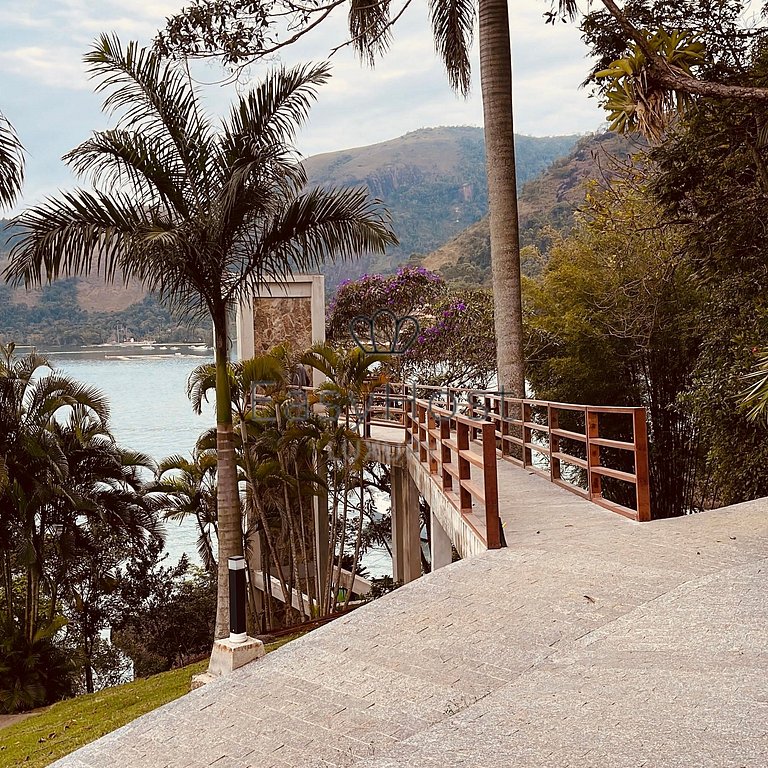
[4,36,396,636]
[0,112,23,210]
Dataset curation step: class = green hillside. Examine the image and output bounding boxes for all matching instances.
[304,126,580,287]
[0,126,581,345]
[416,132,644,286]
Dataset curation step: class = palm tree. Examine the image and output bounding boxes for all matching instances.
[0,344,110,642]
[4,36,396,637]
[154,449,218,573]
[0,112,23,210]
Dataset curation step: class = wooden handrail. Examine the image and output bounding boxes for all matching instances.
[360,384,651,523]
[403,395,502,550]
[469,392,651,522]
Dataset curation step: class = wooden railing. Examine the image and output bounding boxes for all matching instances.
[359,385,652,523]
[468,394,650,522]
[403,395,502,549]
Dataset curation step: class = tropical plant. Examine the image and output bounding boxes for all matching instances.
[578,0,768,128]
[111,547,216,678]
[524,179,708,518]
[0,345,164,705]
[0,112,23,210]
[154,449,218,573]
[327,267,496,388]
[188,343,383,630]
[741,350,768,425]
[0,344,110,643]
[4,36,396,638]
[595,28,706,141]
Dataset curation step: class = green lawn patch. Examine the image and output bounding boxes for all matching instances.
[0,636,300,768]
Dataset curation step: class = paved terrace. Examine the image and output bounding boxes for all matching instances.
[53,460,767,768]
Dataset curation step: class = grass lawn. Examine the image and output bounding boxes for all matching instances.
[0,636,299,768]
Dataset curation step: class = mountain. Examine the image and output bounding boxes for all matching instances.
[414,132,643,287]
[303,126,581,287]
[0,126,582,345]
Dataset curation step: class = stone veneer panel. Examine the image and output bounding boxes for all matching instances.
[252,296,312,354]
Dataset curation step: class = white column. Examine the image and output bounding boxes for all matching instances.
[430,508,453,571]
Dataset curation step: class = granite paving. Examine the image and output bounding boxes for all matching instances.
[47,458,767,768]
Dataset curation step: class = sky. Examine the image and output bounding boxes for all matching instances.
[0,0,604,214]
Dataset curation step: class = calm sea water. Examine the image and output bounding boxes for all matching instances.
[40,347,392,577]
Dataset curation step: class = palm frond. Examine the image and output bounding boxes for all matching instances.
[0,112,24,209]
[428,0,475,96]
[227,185,397,305]
[5,188,149,287]
[222,62,331,157]
[349,0,393,66]
[64,129,190,217]
[741,348,768,424]
[85,34,214,200]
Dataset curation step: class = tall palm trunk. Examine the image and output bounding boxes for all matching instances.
[478,0,525,397]
[213,314,244,638]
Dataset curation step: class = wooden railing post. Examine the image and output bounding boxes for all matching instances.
[522,401,532,468]
[586,408,602,501]
[481,422,501,548]
[456,419,472,512]
[549,405,561,482]
[418,403,427,463]
[633,408,651,522]
[427,408,438,474]
[440,416,452,491]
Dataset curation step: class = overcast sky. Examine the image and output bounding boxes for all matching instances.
[0,0,604,214]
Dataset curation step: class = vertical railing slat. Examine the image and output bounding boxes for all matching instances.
[633,408,651,522]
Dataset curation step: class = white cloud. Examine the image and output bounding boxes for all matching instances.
[0,46,90,90]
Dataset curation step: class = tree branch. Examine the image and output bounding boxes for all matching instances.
[599,0,768,101]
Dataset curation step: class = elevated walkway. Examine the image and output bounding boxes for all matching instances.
[52,483,767,768]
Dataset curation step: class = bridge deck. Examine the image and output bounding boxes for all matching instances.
[50,445,767,768]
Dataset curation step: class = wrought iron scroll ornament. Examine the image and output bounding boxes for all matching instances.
[349,309,420,355]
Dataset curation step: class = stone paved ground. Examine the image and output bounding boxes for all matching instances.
[51,460,767,768]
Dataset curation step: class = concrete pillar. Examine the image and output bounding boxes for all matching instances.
[430,507,453,571]
[391,465,421,583]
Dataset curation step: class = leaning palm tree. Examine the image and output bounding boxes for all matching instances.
[0,112,24,210]
[4,35,396,637]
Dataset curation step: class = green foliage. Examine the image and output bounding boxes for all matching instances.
[525,180,707,517]
[0,618,75,714]
[741,348,768,424]
[111,551,216,678]
[595,29,706,141]
[647,52,768,504]
[0,229,210,345]
[0,345,164,706]
[580,0,758,91]
[327,266,496,388]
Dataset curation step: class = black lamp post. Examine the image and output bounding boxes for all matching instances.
[228,556,247,643]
